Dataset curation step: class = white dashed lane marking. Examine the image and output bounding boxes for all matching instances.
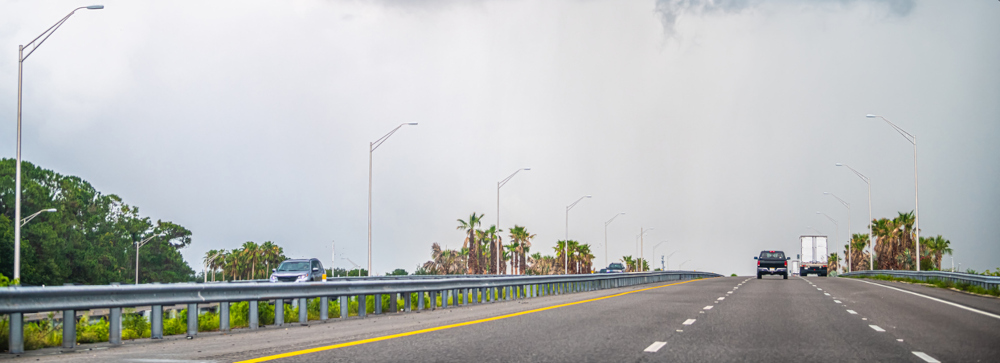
[912,352,941,363]
[717,297,725,300]
[869,325,885,332]
[703,306,713,310]
[847,310,857,314]
[834,300,842,304]
[683,319,696,325]
[644,341,667,353]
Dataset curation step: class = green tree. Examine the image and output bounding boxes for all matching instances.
[0,159,194,285]
[456,213,484,274]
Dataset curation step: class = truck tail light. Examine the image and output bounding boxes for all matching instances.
[823,265,827,268]
[757,261,760,266]
[784,261,787,267]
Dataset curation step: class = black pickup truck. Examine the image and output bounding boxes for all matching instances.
[755,250,790,279]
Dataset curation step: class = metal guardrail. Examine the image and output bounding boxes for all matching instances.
[2,270,719,354]
[840,270,1000,290]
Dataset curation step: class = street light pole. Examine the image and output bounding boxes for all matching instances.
[498,168,530,274]
[837,163,873,270]
[680,259,691,270]
[867,114,920,271]
[603,212,625,269]
[14,5,104,283]
[651,241,667,270]
[824,192,851,272]
[635,227,653,272]
[565,195,591,274]
[816,212,839,271]
[368,123,417,277]
[135,235,156,285]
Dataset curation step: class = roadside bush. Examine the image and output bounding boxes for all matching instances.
[122,311,150,340]
[163,309,187,336]
[76,314,109,343]
[199,311,219,332]
[23,315,61,350]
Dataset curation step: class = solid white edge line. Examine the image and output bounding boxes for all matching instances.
[683,319,696,325]
[644,341,667,353]
[869,325,885,332]
[912,351,941,363]
[856,280,1000,320]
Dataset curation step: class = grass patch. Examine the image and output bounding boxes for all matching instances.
[844,274,1000,297]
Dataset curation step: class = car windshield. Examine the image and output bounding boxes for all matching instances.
[277,261,310,272]
[760,252,785,259]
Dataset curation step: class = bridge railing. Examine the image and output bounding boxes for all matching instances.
[840,270,1000,290]
[2,270,720,354]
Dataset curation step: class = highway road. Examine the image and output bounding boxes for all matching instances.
[9,275,999,362]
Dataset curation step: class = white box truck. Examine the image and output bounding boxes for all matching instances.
[800,235,829,276]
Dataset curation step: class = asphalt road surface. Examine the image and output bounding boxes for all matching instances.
[9,276,999,362]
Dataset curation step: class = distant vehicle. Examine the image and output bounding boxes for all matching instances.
[799,235,829,276]
[270,258,326,282]
[606,263,626,273]
[755,250,789,279]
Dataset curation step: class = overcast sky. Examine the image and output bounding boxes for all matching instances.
[2,0,997,276]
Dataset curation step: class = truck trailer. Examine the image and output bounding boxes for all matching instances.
[800,235,829,276]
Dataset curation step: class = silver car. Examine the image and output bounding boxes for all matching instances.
[270,258,325,282]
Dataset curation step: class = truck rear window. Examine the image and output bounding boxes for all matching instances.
[760,252,785,259]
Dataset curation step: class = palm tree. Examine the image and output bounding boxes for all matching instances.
[566,240,580,273]
[921,235,953,270]
[554,241,568,273]
[240,241,260,280]
[456,213,484,274]
[577,244,593,273]
[828,252,840,273]
[621,255,635,272]
[484,225,501,274]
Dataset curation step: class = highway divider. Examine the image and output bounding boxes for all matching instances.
[1,270,720,354]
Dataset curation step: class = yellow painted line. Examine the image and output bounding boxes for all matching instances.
[236,277,716,363]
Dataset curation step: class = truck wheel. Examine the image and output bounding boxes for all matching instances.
[757,273,762,279]
[783,273,788,279]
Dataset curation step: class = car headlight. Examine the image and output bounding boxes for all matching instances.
[270,275,277,282]
[296,274,309,282]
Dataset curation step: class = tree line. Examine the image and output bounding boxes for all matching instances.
[832,210,953,272]
[202,241,286,281]
[1,159,194,285]
[420,212,598,275]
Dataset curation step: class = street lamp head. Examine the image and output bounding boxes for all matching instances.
[44,208,57,213]
[406,123,418,125]
[865,114,878,118]
[585,195,592,198]
[86,5,104,9]
[835,163,843,167]
[816,211,821,214]
[620,212,626,215]
[523,168,531,171]
[823,192,830,195]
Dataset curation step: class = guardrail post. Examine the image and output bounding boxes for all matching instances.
[9,312,23,354]
[404,293,412,312]
[250,300,259,330]
[429,291,437,310]
[453,289,459,307]
[374,294,382,314]
[418,292,425,310]
[110,307,122,345]
[358,295,367,317]
[506,286,512,301]
[320,297,329,320]
[463,288,469,305]
[340,296,349,319]
[389,293,398,313]
[299,298,308,323]
[62,309,75,349]
[187,303,198,337]
[220,302,230,332]
[276,299,285,325]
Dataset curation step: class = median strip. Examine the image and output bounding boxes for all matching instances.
[234,277,713,363]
